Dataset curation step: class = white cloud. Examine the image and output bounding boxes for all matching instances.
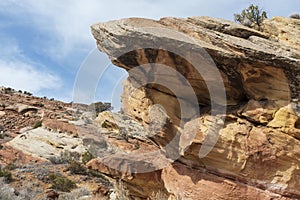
[0,36,62,94]
[0,60,61,93]
[1,0,298,63]
[0,0,242,62]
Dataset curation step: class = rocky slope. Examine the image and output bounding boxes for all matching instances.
[0,88,116,199]
[90,16,300,199]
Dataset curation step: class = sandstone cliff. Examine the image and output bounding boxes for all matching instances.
[90,16,300,199]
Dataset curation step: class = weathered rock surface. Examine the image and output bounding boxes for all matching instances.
[91,16,299,107]
[7,127,87,160]
[162,162,291,200]
[91,16,300,199]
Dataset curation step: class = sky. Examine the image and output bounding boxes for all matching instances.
[0,0,299,110]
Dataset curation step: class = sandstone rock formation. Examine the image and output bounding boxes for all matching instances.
[90,16,300,199]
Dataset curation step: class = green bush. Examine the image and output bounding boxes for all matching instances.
[4,163,17,170]
[33,121,42,129]
[81,151,95,165]
[67,160,87,175]
[87,169,101,177]
[49,151,80,164]
[48,173,76,192]
[0,169,12,183]
[290,13,300,19]
[234,4,267,30]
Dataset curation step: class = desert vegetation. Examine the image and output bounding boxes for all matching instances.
[234,4,267,30]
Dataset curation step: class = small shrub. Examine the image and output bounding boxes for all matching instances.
[23,91,32,96]
[81,151,95,165]
[114,181,130,200]
[4,163,17,170]
[133,140,140,150]
[57,187,91,200]
[0,180,42,200]
[4,88,12,94]
[0,169,12,183]
[0,133,4,139]
[67,160,87,175]
[87,169,101,177]
[49,151,75,164]
[234,4,267,30]
[0,144,3,149]
[33,103,44,107]
[290,13,300,19]
[149,190,169,200]
[101,121,109,128]
[48,173,76,192]
[33,121,42,129]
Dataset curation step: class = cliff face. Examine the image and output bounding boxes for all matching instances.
[91,16,300,199]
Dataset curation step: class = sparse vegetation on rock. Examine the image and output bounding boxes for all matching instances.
[81,151,95,165]
[290,13,300,19]
[23,91,32,96]
[67,160,87,175]
[33,120,42,129]
[48,173,76,192]
[49,151,77,165]
[114,180,130,200]
[234,4,267,30]
[0,168,12,183]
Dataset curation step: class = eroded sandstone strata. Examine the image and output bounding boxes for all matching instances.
[90,16,300,199]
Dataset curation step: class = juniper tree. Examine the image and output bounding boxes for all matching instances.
[234,4,267,30]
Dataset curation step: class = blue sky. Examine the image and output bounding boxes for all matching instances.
[0,0,299,110]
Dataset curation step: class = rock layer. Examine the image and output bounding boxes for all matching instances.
[91,16,300,199]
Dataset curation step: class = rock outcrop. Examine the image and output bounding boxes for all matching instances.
[7,127,87,160]
[91,16,300,199]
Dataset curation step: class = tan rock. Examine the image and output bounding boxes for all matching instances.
[238,99,282,124]
[263,17,300,53]
[238,64,290,101]
[87,155,167,198]
[43,119,78,135]
[162,162,291,200]
[0,111,5,117]
[268,104,299,128]
[181,115,300,198]
[7,127,87,160]
[6,103,38,114]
